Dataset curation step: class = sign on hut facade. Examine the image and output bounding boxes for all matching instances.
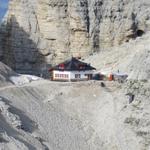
[49,57,96,81]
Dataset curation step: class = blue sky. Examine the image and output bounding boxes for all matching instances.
[0,0,9,21]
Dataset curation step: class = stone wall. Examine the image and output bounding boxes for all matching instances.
[0,0,150,72]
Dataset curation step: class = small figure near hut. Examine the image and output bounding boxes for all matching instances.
[100,82,105,87]
[126,93,135,104]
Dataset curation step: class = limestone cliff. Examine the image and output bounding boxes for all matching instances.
[0,0,150,73]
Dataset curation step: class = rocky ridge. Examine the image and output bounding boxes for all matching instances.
[85,31,150,80]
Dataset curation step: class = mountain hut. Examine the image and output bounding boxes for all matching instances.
[50,57,96,81]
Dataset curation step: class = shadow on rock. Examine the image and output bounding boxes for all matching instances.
[0,15,48,77]
[0,96,38,133]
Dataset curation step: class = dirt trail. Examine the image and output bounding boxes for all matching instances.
[0,85,16,91]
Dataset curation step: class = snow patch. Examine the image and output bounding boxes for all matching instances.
[9,74,42,86]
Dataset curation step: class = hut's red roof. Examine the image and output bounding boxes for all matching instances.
[52,57,96,71]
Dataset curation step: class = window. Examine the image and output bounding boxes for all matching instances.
[55,73,69,79]
[65,74,68,78]
[55,74,58,77]
[65,74,69,78]
[75,74,81,78]
[59,64,65,70]
[78,64,85,70]
[85,74,92,79]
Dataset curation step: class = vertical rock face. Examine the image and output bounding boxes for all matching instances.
[0,0,150,72]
